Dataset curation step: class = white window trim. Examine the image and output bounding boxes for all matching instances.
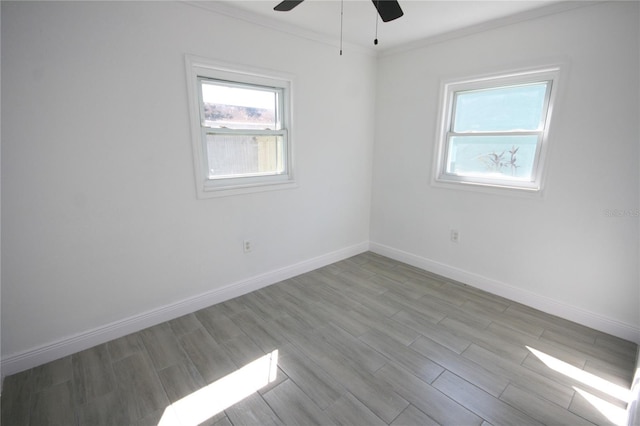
[185,55,296,198]
[432,65,563,195]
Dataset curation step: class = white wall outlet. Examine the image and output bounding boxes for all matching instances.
[450,229,460,243]
[243,240,252,253]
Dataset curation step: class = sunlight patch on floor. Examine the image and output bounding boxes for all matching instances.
[526,346,631,403]
[573,387,628,426]
[158,349,279,426]
[526,346,631,426]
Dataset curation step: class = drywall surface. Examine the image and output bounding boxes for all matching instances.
[1,1,375,360]
[371,1,639,340]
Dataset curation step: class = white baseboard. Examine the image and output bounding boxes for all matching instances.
[4,239,636,384]
[1,242,370,379]
[370,242,640,344]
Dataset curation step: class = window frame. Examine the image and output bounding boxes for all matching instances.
[433,66,561,193]
[185,55,296,198]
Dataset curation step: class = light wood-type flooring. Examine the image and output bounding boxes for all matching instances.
[2,252,638,425]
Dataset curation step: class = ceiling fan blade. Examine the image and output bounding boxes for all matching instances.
[274,0,304,12]
[372,0,404,22]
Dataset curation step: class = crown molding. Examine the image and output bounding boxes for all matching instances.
[180,0,377,57]
[180,1,601,59]
[380,1,600,57]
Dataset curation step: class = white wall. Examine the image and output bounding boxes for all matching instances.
[2,0,638,377]
[1,1,375,365]
[371,1,640,341]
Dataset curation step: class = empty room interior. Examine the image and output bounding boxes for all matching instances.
[1,0,639,425]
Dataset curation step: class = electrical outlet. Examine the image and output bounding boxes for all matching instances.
[243,240,252,253]
[450,229,460,243]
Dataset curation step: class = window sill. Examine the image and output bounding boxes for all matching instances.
[197,178,298,199]
[431,176,545,199]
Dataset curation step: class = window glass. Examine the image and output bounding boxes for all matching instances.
[453,83,549,132]
[205,134,284,179]
[446,135,538,180]
[200,80,281,130]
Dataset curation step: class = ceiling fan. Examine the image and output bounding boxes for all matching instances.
[274,0,404,23]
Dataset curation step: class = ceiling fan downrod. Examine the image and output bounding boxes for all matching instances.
[340,0,344,55]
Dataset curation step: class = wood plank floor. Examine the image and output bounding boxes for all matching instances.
[2,252,637,425]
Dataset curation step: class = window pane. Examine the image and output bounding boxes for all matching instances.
[206,134,284,179]
[446,135,538,180]
[200,80,280,130]
[453,82,548,132]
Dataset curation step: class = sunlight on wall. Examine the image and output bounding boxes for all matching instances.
[158,349,279,426]
[526,346,630,425]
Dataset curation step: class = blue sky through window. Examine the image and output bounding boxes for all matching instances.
[453,83,549,132]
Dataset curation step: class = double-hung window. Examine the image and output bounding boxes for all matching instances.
[186,56,295,198]
[434,66,560,192]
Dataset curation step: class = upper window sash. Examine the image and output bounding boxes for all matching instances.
[449,81,553,134]
[197,77,284,132]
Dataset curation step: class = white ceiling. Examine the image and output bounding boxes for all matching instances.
[198,0,577,52]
